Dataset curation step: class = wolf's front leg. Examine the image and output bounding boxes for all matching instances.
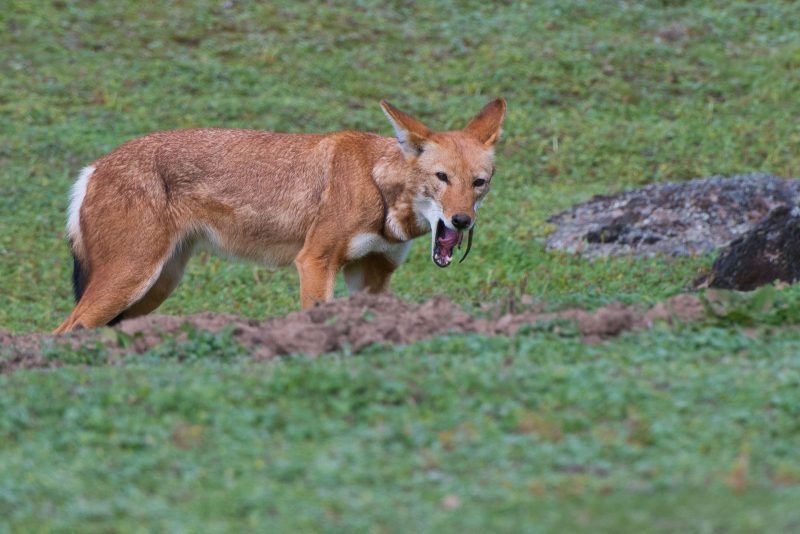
[295,248,340,309]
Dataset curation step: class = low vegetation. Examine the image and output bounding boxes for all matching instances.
[2,1,800,531]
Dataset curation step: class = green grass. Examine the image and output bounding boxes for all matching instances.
[3,320,800,532]
[2,0,800,531]
[5,0,800,332]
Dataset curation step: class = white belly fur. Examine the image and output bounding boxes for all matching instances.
[347,233,412,265]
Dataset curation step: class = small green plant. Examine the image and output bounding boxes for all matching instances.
[703,284,800,327]
[42,338,108,367]
[141,325,247,362]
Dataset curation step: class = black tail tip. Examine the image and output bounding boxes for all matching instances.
[70,240,88,303]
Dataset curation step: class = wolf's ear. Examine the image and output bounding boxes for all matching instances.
[380,100,431,158]
[465,97,506,146]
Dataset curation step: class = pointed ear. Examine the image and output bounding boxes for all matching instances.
[380,99,431,158]
[465,97,506,146]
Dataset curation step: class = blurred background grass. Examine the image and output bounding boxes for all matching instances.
[3,0,799,331]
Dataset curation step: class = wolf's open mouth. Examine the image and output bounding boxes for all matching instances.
[433,220,463,267]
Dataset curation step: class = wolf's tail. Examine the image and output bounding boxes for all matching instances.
[69,239,89,303]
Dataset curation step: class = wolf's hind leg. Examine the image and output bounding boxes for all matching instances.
[53,241,175,333]
[115,239,195,321]
[343,253,397,295]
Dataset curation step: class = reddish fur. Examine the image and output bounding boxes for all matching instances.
[54,99,506,333]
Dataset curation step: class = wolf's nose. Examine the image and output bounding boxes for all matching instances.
[452,214,472,229]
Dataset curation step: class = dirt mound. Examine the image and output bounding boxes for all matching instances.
[547,174,800,257]
[0,293,706,374]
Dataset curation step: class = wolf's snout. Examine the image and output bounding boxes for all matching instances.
[452,214,472,230]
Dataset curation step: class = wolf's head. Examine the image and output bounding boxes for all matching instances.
[381,98,506,267]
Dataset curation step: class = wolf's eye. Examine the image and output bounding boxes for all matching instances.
[473,178,487,187]
[435,172,449,183]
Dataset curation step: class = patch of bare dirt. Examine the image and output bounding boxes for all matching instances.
[547,174,800,258]
[0,293,706,374]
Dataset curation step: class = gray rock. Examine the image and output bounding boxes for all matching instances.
[546,174,800,258]
[699,205,800,291]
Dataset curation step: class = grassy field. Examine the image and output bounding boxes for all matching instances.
[2,0,800,531]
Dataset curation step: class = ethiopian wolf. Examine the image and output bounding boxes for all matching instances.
[55,98,506,333]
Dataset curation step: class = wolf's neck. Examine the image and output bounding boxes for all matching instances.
[371,146,429,243]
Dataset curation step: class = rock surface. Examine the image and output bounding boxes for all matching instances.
[698,206,800,291]
[546,174,800,257]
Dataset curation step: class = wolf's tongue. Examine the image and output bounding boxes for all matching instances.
[438,227,459,248]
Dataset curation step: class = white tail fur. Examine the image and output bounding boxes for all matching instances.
[66,165,95,248]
